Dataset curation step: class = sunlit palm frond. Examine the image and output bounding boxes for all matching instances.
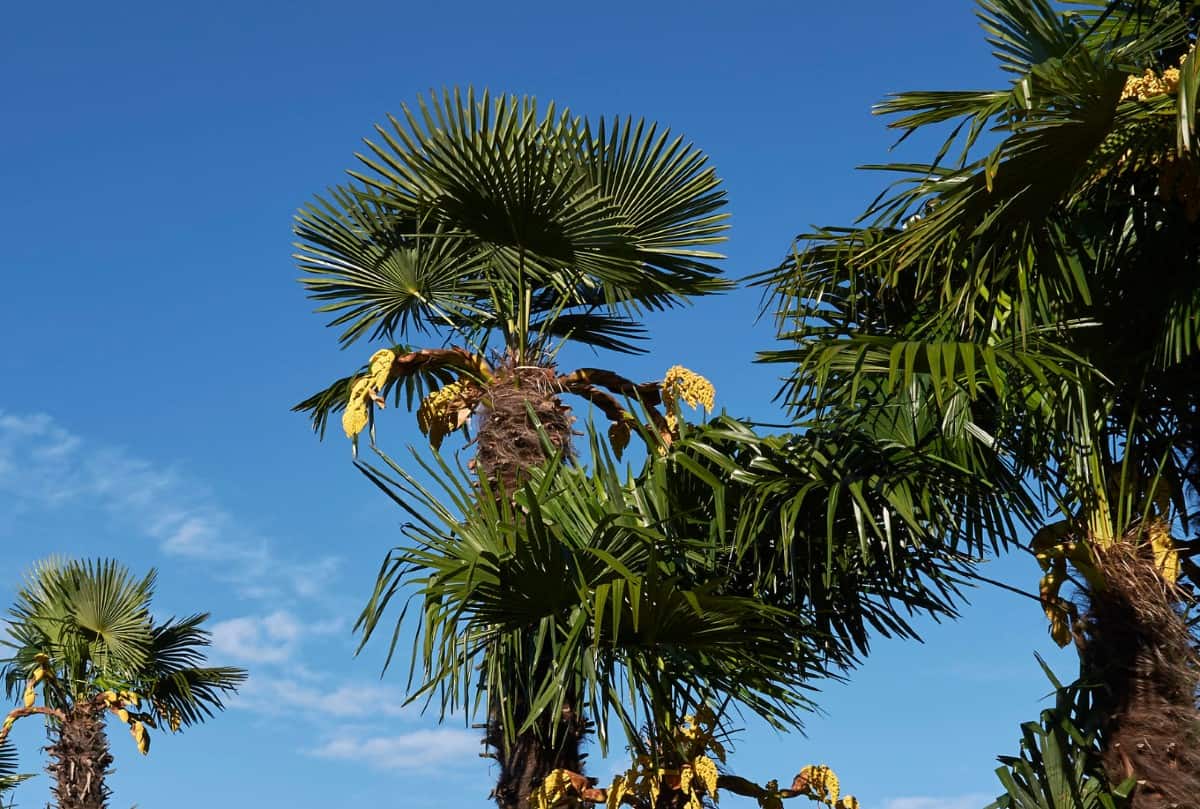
[2,560,155,699]
[296,191,493,347]
[352,402,1033,753]
[141,614,246,730]
[1,560,245,726]
[0,741,32,799]
[295,87,729,376]
[583,115,731,307]
[354,443,820,753]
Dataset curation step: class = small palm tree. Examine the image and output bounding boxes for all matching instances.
[0,559,246,809]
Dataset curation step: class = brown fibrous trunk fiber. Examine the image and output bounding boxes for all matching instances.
[473,357,585,808]
[474,361,575,494]
[46,698,113,809]
[1078,538,1200,808]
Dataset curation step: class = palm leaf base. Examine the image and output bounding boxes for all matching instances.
[1079,541,1200,807]
[476,362,576,493]
[47,698,114,809]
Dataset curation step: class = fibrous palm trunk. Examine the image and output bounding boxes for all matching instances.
[46,698,113,809]
[1080,540,1200,807]
[475,358,586,809]
[475,362,576,493]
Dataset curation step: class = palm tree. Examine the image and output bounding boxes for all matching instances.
[0,559,246,809]
[293,88,731,807]
[756,1,1200,803]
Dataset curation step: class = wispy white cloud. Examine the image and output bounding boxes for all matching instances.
[310,728,480,770]
[882,795,992,809]
[0,410,340,599]
[210,610,344,663]
[234,672,417,720]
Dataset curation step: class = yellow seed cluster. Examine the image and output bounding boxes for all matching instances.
[368,349,395,390]
[1038,554,1073,648]
[1121,51,1191,101]
[608,420,632,460]
[340,350,397,440]
[416,379,474,449]
[603,710,725,809]
[663,366,716,412]
[130,720,150,755]
[341,377,374,439]
[796,765,840,805]
[1122,67,1181,100]
[154,698,182,732]
[22,655,54,709]
[529,769,578,809]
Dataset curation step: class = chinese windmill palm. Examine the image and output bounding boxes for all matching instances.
[758,1,1200,803]
[295,88,729,808]
[294,88,730,487]
[0,559,245,809]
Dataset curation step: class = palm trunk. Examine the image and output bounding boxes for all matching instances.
[46,698,113,809]
[475,361,575,493]
[487,703,586,809]
[1080,540,1200,807]
[475,358,585,809]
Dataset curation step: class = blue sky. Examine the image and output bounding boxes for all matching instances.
[1,2,1070,807]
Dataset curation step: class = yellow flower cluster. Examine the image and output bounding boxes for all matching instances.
[154,698,183,732]
[662,365,716,432]
[341,349,397,440]
[528,708,863,809]
[796,765,841,805]
[1147,520,1180,584]
[529,769,577,809]
[1121,51,1191,101]
[663,365,716,411]
[606,710,725,809]
[101,689,153,755]
[416,379,475,449]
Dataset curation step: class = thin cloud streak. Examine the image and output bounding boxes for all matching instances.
[310,728,480,770]
[882,794,992,809]
[0,410,340,600]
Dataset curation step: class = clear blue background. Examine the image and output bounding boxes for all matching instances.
[1,3,1067,808]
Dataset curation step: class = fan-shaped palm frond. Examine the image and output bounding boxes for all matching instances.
[0,741,32,801]
[758,0,1200,533]
[140,614,247,729]
[294,87,730,434]
[297,88,729,346]
[355,440,819,754]
[3,559,155,699]
[353,402,1030,756]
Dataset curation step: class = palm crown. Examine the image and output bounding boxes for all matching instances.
[0,559,246,758]
[294,88,730,469]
